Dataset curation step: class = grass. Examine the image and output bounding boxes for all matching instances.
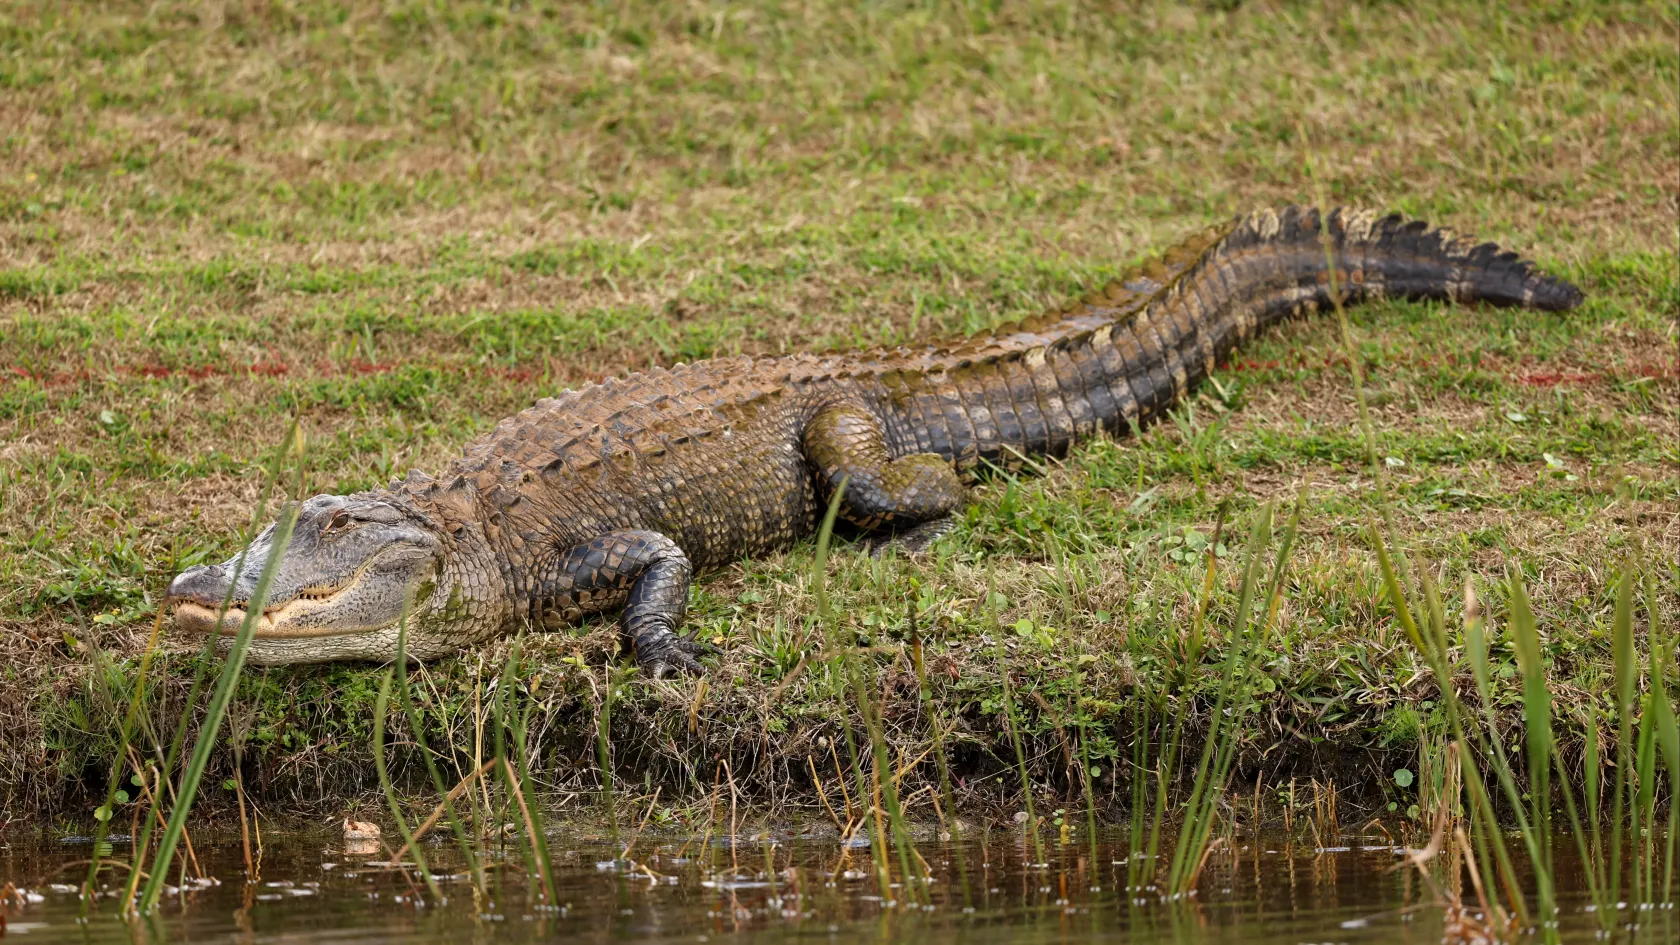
[0,0,1675,831]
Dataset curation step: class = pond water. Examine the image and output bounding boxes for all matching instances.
[2,826,1674,943]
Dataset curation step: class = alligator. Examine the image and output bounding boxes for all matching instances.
[165,206,1582,675]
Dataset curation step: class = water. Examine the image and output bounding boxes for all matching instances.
[2,827,1675,943]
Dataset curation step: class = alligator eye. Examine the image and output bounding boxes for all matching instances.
[326,510,352,533]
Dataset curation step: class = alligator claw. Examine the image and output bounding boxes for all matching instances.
[677,635,716,657]
[646,650,705,679]
[862,515,959,558]
[637,632,710,679]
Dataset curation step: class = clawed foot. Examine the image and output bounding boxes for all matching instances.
[634,632,712,679]
[860,515,959,558]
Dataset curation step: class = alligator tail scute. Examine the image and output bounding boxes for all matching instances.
[877,205,1584,472]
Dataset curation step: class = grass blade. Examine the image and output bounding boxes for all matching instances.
[992,603,1044,867]
[81,611,167,911]
[1166,501,1272,894]
[1507,571,1556,926]
[395,611,485,894]
[1610,561,1637,907]
[373,669,442,902]
[136,496,300,914]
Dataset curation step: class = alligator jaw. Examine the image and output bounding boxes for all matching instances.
[171,600,263,636]
[170,593,377,639]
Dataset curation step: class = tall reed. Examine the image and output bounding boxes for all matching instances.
[1647,588,1679,904]
[105,426,304,912]
[597,661,620,842]
[906,605,961,843]
[990,589,1045,867]
[1373,532,1678,941]
[373,668,442,902]
[118,609,227,910]
[808,481,890,889]
[806,483,927,904]
[80,611,167,912]
[490,633,557,905]
[1376,535,1531,928]
[134,424,305,915]
[1119,498,1298,898]
[1132,507,1226,895]
[392,610,486,894]
[1048,538,1103,877]
[905,603,973,905]
[847,645,922,899]
[1163,497,1297,895]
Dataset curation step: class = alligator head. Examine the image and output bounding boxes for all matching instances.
[165,492,501,663]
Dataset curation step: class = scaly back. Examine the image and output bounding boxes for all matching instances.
[400,206,1582,494]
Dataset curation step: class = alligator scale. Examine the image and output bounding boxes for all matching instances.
[166,207,1582,674]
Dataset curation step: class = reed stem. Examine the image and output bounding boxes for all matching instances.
[373,669,442,903]
[136,433,303,915]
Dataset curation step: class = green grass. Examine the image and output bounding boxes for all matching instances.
[0,1,1675,821]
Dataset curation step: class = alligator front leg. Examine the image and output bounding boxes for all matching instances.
[803,401,968,545]
[536,530,705,678]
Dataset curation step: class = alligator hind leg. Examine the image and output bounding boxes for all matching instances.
[536,529,706,678]
[804,402,968,544]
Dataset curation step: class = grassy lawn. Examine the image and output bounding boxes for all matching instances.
[0,0,1674,822]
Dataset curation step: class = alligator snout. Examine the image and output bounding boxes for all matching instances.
[166,563,252,635]
[166,563,237,608]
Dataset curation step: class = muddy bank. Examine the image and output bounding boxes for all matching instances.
[0,625,1551,825]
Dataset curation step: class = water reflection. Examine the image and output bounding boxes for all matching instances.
[1,828,1674,943]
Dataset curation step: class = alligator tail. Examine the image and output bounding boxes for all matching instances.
[881,206,1583,466]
